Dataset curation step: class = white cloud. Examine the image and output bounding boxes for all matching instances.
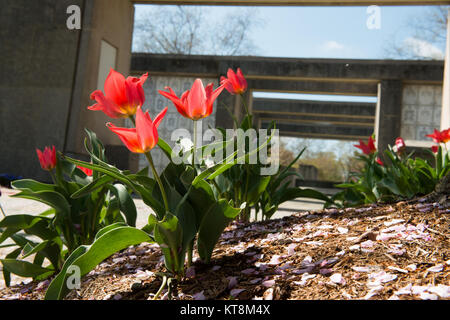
[403,37,444,60]
[322,40,346,51]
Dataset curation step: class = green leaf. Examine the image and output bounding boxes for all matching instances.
[11,190,70,217]
[108,184,137,227]
[154,213,183,273]
[21,240,50,259]
[246,175,271,205]
[44,245,88,300]
[2,248,22,287]
[45,226,153,300]
[11,179,56,193]
[278,188,332,204]
[0,259,54,280]
[197,199,240,263]
[157,137,173,160]
[71,175,115,198]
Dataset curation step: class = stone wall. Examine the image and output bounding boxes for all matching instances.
[137,76,218,174]
[400,85,442,143]
[0,0,84,181]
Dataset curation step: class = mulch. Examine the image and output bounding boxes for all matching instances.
[0,197,449,300]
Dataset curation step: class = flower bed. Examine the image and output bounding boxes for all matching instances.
[1,198,448,300]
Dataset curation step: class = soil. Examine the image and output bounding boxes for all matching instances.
[0,197,449,300]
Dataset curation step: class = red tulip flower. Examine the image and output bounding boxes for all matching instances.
[88,69,148,118]
[159,79,224,121]
[426,128,450,144]
[354,136,376,155]
[107,106,167,153]
[393,137,406,153]
[376,157,384,166]
[77,165,93,176]
[36,146,57,171]
[220,68,247,95]
[431,145,439,153]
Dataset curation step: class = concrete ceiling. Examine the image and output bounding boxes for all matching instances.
[132,0,450,6]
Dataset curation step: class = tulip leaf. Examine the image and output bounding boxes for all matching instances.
[10,190,70,218]
[71,175,115,198]
[2,248,22,287]
[11,179,57,193]
[0,214,48,231]
[21,240,50,259]
[157,137,173,160]
[45,226,153,300]
[154,213,184,273]
[197,199,240,263]
[0,259,55,280]
[108,184,137,227]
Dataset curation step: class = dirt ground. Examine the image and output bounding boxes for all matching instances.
[0,196,448,300]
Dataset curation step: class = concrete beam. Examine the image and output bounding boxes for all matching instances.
[248,79,378,96]
[260,121,373,140]
[374,80,403,155]
[131,53,444,82]
[253,98,376,118]
[256,113,375,126]
[132,0,450,6]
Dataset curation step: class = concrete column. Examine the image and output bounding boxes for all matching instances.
[374,80,403,156]
[65,0,135,158]
[215,91,236,129]
[441,10,450,133]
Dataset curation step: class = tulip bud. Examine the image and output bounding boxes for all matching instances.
[36,146,57,171]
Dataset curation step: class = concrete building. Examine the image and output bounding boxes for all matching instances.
[0,0,449,181]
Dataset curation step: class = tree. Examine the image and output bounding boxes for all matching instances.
[384,6,449,60]
[132,6,262,55]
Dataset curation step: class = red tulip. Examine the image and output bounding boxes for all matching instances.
[36,146,56,171]
[88,69,148,118]
[159,79,224,121]
[393,137,406,153]
[77,165,93,176]
[376,157,384,166]
[431,145,439,153]
[426,128,450,144]
[354,136,376,155]
[107,106,167,153]
[220,68,247,95]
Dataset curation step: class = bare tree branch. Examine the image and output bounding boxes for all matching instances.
[383,6,448,60]
[133,6,263,55]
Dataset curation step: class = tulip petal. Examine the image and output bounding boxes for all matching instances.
[104,69,128,107]
[158,88,189,118]
[153,107,168,129]
[88,90,125,118]
[236,68,247,91]
[136,107,158,152]
[107,123,142,153]
[187,79,207,120]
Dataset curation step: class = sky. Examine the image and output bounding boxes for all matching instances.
[134,5,447,60]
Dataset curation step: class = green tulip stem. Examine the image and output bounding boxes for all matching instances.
[152,275,168,300]
[49,170,57,185]
[187,238,194,267]
[129,114,169,212]
[193,120,199,167]
[145,152,169,212]
[240,93,252,129]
